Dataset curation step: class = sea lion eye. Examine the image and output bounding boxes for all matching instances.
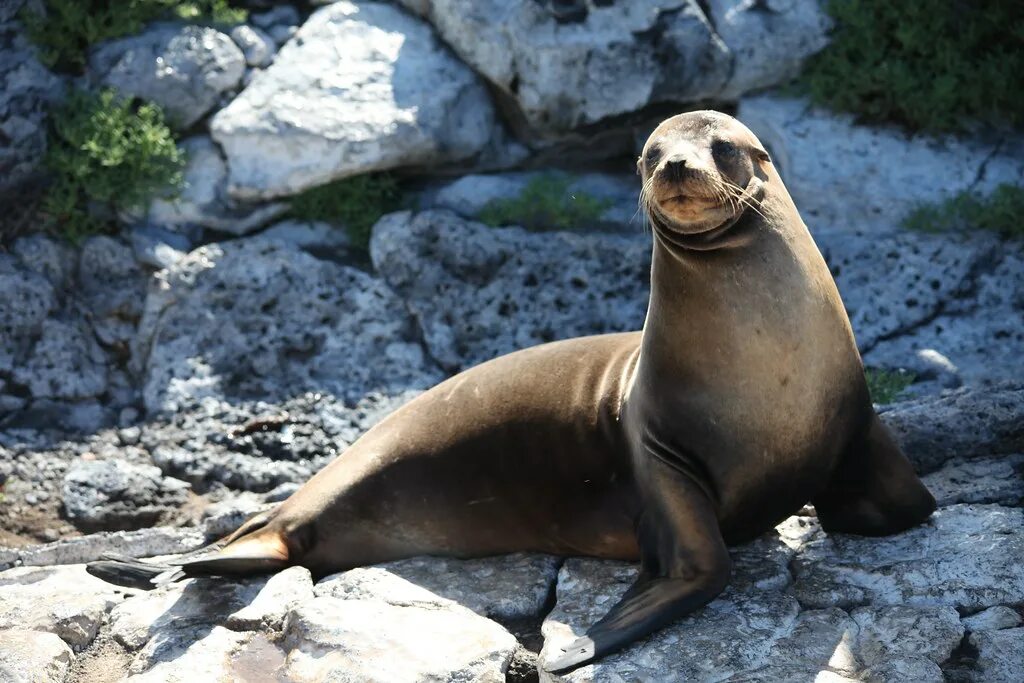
[645,145,662,166]
[711,140,739,159]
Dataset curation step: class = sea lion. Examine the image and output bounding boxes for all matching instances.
[88,111,937,674]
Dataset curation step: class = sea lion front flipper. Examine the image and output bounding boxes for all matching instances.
[544,461,731,673]
[813,412,936,536]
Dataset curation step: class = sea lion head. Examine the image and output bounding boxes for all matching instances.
[638,110,772,237]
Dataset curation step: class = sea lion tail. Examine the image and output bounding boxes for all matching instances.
[86,511,292,590]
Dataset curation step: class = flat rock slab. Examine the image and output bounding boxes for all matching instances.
[316,553,561,622]
[7,527,205,569]
[738,96,1024,235]
[211,1,499,199]
[0,565,132,650]
[791,505,1024,612]
[969,627,1024,683]
[135,237,441,414]
[922,454,1024,507]
[125,625,266,681]
[372,209,649,371]
[281,597,519,682]
[0,629,73,683]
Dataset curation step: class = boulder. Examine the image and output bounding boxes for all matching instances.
[0,629,73,683]
[90,23,245,129]
[61,459,191,532]
[963,606,1022,633]
[135,237,441,415]
[922,454,1024,507]
[125,626,265,681]
[738,96,1024,235]
[371,210,649,370]
[211,2,500,199]
[229,25,275,68]
[399,0,828,137]
[969,628,1024,683]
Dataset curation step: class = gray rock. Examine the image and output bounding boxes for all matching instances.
[78,235,148,349]
[850,605,963,667]
[963,606,1022,633]
[90,23,245,129]
[791,505,1024,612]
[125,626,268,681]
[259,219,352,253]
[143,136,286,236]
[11,234,75,288]
[229,25,275,67]
[12,317,108,400]
[281,597,518,682]
[860,658,944,683]
[970,628,1024,683]
[0,564,129,650]
[316,553,560,621]
[11,527,205,568]
[738,96,1024,235]
[211,2,500,200]
[0,629,73,683]
[0,16,63,198]
[371,210,649,371]
[401,1,826,137]
[922,454,1024,507]
[865,249,1024,388]
[880,385,1024,473]
[251,5,301,34]
[130,224,191,270]
[135,237,441,414]
[818,231,998,352]
[62,459,190,532]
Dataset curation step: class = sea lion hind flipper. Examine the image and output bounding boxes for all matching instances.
[545,462,731,673]
[813,412,936,536]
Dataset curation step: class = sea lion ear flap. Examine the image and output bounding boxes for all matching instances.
[753,148,771,164]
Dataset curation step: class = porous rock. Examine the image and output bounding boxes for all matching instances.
[125,626,267,681]
[12,527,205,568]
[280,597,518,682]
[922,454,1024,507]
[969,628,1024,683]
[61,458,190,532]
[229,24,275,67]
[135,237,441,414]
[90,23,245,129]
[738,96,1024,234]
[0,564,130,650]
[963,606,1022,633]
[791,505,1024,612]
[371,209,649,371]
[0,629,73,683]
[211,2,499,199]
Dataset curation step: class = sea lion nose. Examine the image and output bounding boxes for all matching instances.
[662,156,687,181]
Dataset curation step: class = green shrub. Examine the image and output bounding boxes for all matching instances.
[288,174,401,251]
[902,184,1024,238]
[803,0,1024,132]
[21,0,246,70]
[478,173,610,231]
[865,368,915,405]
[43,89,185,242]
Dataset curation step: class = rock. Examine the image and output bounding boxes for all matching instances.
[61,459,191,532]
[200,493,274,538]
[259,220,352,253]
[125,626,267,681]
[11,234,74,288]
[130,224,191,270]
[0,629,73,683]
[969,628,1024,683]
[791,505,1024,612]
[880,385,1024,473]
[110,570,313,650]
[865,249,1024,388]
[12,317,108,400]
[229,25,275,67]
[817,231,998,352]
[135,237,441,415]
[850,605,963,667]
[922,454,1024,507]
[211,2,500,200]
[860,658,944,683]
[77,235,148,350]
[401,0,827,137]
[0,564,129,650]
[143,136,286,236]
[251,5,301,35]
[0,15,63,198]
[90,23,245,129]
[963,606,1022,633]
[738,96,1024,235]
[11,527,205,568]
[280,597,518,682]
[371,210,649,371]
[316,553,560,621]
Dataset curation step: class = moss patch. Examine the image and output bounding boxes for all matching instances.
[287,174,401,251]
[902,184,1024,238]
[42,88,185,242]
[478,173,610,231]
[22,0,246,71]
[865,368,916,405]
[803,0,1024,133]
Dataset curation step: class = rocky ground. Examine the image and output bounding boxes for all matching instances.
[2,0,1024,681]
